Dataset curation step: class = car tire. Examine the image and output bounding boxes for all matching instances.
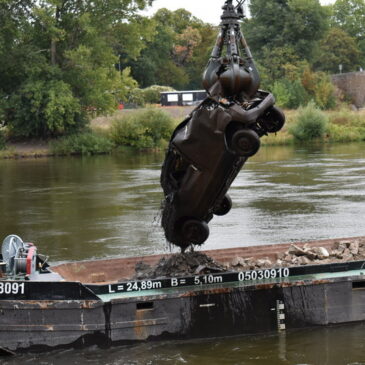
[214,195,232,216]
[182,219,210,245]
[231,129,260,157]
[261,106,285,133]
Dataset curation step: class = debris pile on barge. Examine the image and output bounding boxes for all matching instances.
[227,238,365,271]
[133,238,365,279]
[134,251,226,279]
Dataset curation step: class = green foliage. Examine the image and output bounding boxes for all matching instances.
[244,0,329,61]
[157,60,190,90]
[316,28,361,73]
[301,68,336,109]
[114,16,157,62]
[124,85,176,107]
[284,0,329,57]
[185,23,217,89]
[331,0,365,66]
[6,79,85,138]
[126,88,146,107]
[326,107,365,142]
[290,102,329,141]
[50,132,114,156]
[142,85,175,104]
[327,123,365,142]
[261,46,301,82]
[332,0,365,39]
[62,44,120,114]
[110,109,174,149]
[272,79,310,109]
[126,8,215,90]
[125,87,145,107]
[0,0,151,139]
[313,77,337,110]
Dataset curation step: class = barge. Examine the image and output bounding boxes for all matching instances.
[1,235,365,355]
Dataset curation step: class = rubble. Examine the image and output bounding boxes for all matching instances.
[134,239,365,279]
[274,239,365,268]
[134,251,226,280]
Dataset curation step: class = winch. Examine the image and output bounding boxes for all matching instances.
[0,235,37,277]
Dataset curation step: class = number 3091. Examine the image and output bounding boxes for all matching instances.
[0,282,25,295]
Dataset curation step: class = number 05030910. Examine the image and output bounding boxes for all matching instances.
[238,268,290,281]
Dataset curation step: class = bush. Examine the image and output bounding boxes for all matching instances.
[313,77,336,110]
[290,101,328,141]
[6,79,86,138]
[272,79,310,109]
[50,132,114,156]
[124,85,176,107]
[110,109,174,149]
[142,85,175,104]
[301,68,336,110]
[126,88,146,108]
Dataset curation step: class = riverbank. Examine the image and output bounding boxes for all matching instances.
[1,105,364,159]
[0,140,52,159]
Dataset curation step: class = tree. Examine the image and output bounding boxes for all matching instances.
[260,46,301,83]
[173,27,202,67]
[1,0,153,138]
[243,0,329,64]
[301,66,336,109]
[0,0,35,94]
[127,8,216,90]
[185,23,217,89]
[315,28,361,73]
[332,0,365,39]
[331,0,365,66]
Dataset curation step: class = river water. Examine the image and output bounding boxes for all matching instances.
[1,142,365,364]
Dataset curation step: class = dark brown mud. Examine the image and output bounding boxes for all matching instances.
[134,238,365,279]
[134,251,226,279]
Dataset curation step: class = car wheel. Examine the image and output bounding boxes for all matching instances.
[231,129,260,157]
[214,195,232,216]
[182,219,210,245]
[261,106,285,133]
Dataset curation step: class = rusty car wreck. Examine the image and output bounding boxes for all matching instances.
[160,0,285,250]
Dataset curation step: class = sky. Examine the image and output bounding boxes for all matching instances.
[143,0,336,25]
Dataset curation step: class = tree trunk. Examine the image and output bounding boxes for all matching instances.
[51,6,61,66]
[51,39,56,66]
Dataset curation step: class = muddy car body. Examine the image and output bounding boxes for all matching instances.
[161,91,284,249]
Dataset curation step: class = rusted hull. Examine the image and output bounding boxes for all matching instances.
[1,275,365,353]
